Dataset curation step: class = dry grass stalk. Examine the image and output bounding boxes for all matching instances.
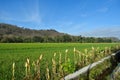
[74,48,82,65]
[73,48,76,65]
[52,58,56,79]
[59,65,63,78]
[27,58,30,75]
[46,66,50,80]
[39,54,43,62]
[105,47,108,55]
[35,54,43,79]
[81,53,85,66]
[59,53,62,65]
[34,61,40,79]
[91,47,97,60]
[12,62,15,80]
[25,62,28,77]
[74,47,76,53]
[84,49,88,65]
[65,49,68,63]
[31,54,43,80]
[54,53,56,58]
[24,58,31,80]
[58,53,64,78]
[92,46,95,51]
[85,55,89,65]
[84,49,88,54]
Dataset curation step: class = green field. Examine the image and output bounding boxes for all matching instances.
[0,43,119,80]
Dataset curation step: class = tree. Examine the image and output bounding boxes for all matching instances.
[23,37,32,43]
[62,34,72,42]
[33,36,44,42]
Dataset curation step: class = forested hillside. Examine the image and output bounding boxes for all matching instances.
[0,23,119,43]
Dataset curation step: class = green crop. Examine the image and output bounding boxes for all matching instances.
[0,43,119,80]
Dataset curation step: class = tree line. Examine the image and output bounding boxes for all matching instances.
[0,34,117,43]
[0,23,119,43]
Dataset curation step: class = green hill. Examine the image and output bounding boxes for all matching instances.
[0,23,119,43]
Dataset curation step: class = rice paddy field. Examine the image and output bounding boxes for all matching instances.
[0,43,120,80]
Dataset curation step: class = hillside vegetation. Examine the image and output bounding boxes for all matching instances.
[0,23,119,43]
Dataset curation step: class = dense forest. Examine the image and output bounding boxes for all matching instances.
[0,23,119,43]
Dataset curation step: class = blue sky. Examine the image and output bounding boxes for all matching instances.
[0,0,120,38]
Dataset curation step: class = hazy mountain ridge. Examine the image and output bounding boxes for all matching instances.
[0,23,119,43]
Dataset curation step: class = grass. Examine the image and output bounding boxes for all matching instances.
[0,43,119,80]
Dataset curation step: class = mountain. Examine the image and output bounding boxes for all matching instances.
[0,23,119,43]
[0,23,64,37]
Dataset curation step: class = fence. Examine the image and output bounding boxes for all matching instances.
[63,53,117,80]
[111,62,120,80]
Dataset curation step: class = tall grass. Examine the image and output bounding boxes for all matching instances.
[0,43,119,80]
[10,45,120,80]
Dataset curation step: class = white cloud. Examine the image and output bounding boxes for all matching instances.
[82,27,120,39]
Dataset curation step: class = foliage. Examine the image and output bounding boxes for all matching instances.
[0,23,119,43]
[62,59,75,74]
